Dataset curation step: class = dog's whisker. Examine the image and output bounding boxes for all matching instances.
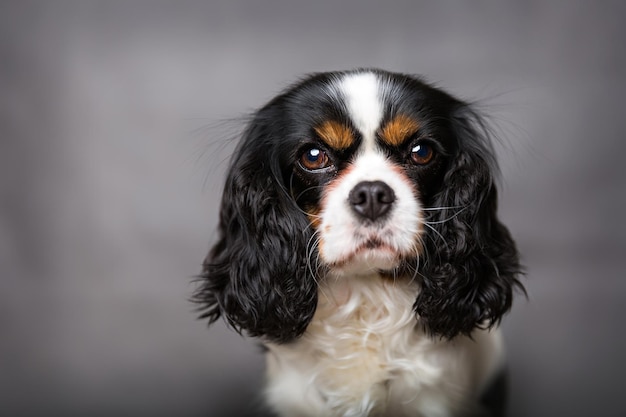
[305,231,333,304]
[421,205,467,211]
[305,231,320,277]
[422,222,449,251]
[423,206,469,225]
[294,185,327,202]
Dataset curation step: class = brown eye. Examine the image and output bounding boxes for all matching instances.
[410,143,434,165]
[300,148,331,171]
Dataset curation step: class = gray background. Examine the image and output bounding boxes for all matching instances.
[1,1,625,416]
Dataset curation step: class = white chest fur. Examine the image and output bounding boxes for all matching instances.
[265,273,504,417]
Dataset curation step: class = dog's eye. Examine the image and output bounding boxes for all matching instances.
[300,148,331,171]
[410,143,435,165]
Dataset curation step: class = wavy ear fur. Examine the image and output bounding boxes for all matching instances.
[415,107,524,339]
[194,109,318,344]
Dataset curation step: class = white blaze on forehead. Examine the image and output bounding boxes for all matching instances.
[339,72,383,150]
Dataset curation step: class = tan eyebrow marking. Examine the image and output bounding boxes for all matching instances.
[314,120,354,150]
[380,114,421,147]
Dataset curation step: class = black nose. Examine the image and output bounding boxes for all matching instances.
[348,181,396,221]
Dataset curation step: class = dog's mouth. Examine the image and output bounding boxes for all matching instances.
[328,238,401,271]
[362,238,387,249]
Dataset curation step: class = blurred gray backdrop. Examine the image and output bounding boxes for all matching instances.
[1,1,625,416]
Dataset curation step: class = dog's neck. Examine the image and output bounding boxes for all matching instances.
[313,271,420,331]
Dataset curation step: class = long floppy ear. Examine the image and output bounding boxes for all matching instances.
[194,109,318,344]
[415,106,524,339]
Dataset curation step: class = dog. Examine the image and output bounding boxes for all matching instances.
[194,69,523,417]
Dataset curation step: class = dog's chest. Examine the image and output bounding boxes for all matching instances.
[266,275,472,416]
[305,276,426,389]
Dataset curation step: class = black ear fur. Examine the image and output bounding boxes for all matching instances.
[415,107,524,339]
[194,110,318,344]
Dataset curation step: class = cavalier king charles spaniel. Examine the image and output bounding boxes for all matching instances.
[195,69,523,417]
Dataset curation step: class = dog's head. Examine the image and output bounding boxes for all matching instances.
[195,69,523,343]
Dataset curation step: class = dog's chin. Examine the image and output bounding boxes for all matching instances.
[326,244,402,276]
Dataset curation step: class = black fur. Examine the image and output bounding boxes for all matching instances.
[413,107,524,339]
[194,69,523,343]
[194,105,319,343]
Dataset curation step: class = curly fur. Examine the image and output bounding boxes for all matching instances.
[414,109,522,339]
[196,107,320,343]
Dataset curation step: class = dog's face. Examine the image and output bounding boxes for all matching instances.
[286,72,452,275]
[196,69,522,343]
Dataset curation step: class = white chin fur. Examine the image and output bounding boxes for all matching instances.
[329,247,400,276]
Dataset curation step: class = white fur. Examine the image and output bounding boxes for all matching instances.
[265,274,505,417]
[317,149,423,273]
[317,72,422,273]
[339,72,383,151]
